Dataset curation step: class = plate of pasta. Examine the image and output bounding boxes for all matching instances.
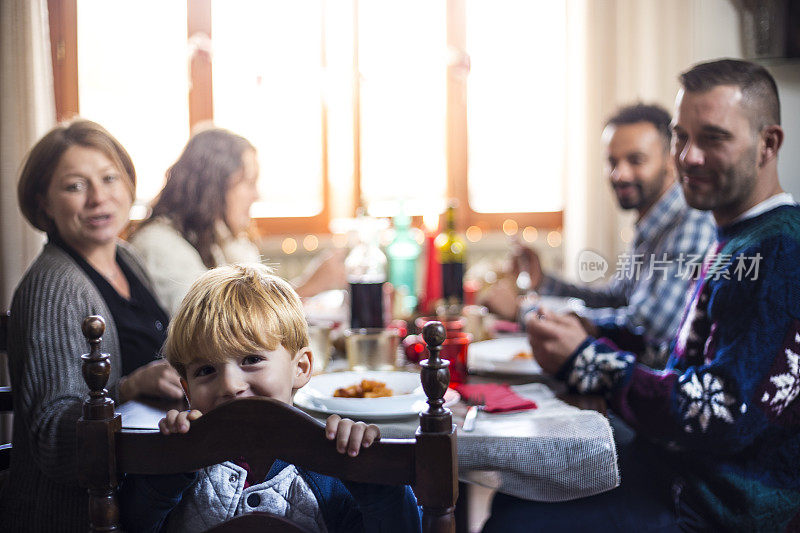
[294,370,458,420]
[468,336,542,375]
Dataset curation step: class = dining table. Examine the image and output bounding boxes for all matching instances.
[292,333,620,532]
[350,376,618,502]
[445,371,615,532]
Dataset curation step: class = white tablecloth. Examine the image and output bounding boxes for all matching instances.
[379,383,619,502]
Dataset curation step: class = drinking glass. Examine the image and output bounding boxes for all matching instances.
[403,331,472,385]
[344,328,400,371]
[307,323,333,374]
[405,316,467,364]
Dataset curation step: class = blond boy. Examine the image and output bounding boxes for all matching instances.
[121,264,422,532]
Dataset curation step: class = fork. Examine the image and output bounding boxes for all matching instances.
[462,395,485,432]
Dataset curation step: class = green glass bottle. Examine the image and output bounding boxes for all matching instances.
[436,201,466,306]
[387,209,421,317]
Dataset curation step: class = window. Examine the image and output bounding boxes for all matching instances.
[211,0,324,219]
[53,0,564,235]
[357,0,447,217]
[465,0,566,214]
[76,0,189,218]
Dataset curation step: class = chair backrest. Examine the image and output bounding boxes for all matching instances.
[77,315,458,532]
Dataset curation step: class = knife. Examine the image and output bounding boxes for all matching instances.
[462,404,482,432]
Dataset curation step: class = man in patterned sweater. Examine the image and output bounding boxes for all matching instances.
[483,60,800,532]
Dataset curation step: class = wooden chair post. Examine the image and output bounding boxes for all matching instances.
[417,321,458,533]
[76,315,122,532]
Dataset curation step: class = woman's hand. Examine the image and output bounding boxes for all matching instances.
[158,409,203,435]
[295,249,347,298]
[120,359,184,402]
[325,414,380,457]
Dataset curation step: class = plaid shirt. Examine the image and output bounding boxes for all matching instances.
[540,184,715,363]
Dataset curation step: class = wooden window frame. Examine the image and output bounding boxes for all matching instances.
[48,0,78,122]
[446,0,562,232]
[48,0,562,237]
[352,0,562,233]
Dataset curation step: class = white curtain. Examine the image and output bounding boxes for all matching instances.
[0,0,54,308]
[561,0,741,281]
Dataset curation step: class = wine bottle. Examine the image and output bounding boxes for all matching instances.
[436,201,466,307]
[346,213,387,329]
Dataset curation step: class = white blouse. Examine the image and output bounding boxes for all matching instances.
[129,217,260,315]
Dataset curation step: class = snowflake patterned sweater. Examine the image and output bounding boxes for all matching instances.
[557,204,800,532]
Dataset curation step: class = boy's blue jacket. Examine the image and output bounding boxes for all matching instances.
[120,458,423,532]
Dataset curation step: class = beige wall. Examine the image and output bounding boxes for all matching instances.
[559,0,744,283]
[771,63,800,198]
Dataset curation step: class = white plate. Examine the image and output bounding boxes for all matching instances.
[468,336,542,375]
[294,370,459,420]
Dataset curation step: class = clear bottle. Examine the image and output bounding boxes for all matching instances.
[386,209,421,318]
[345,214,388,329]
[436,201,466,308]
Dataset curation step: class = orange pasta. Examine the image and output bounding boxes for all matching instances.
[334,379,394,398]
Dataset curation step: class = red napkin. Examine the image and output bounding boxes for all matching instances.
[454,383,537,413]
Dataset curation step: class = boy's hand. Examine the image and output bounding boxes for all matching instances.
[159,409,203,435]
[325,414,380,457]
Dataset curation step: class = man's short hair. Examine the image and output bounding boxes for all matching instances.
[679,58,780,130]
[164,263,309,378]
[605,103,672,151]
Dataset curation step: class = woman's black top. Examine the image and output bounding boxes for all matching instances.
[51,235,169,376]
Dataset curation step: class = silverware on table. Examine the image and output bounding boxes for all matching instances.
[462,396,485,432]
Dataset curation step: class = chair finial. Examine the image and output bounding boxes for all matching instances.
[82,315,105,342]
[80,315,114,419]
[422,321,447,347]
[77,315,122,531]
[419,321,452,433]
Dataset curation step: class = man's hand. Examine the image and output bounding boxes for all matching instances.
[325,414,380,457]
[572,313,600,338]
[158,409,203,435]
[478,277,520,321]
[525,308,590,375]
[511,242,544,291]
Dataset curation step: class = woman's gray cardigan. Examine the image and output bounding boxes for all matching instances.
[0,240,156,532]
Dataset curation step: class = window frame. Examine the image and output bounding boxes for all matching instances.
[48,0,562,236]
[446,0,563,232]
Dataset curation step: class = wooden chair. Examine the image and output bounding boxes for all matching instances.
[77,315,458,532]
